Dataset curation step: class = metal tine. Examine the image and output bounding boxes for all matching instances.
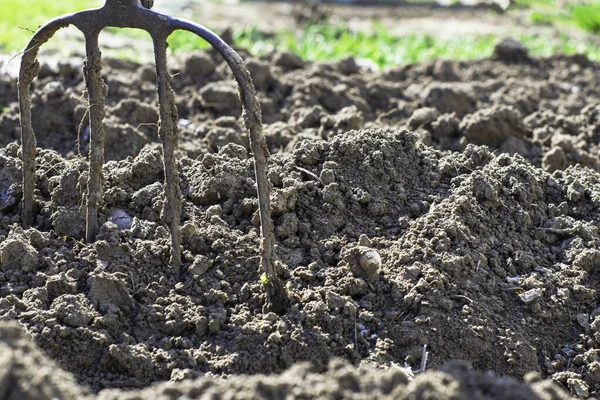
[168,20,289,313]
[83,32,108,244]
[152,33,182,278]
[18,17,73,228]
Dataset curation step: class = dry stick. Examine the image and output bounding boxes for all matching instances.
[18,17,72,228]
[420,345,428,374]
[83,32,108,244]
[152,34,182,278]
[354,305,359,354]
[175,20,289,313]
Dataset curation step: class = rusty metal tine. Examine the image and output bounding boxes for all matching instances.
[82,32,108,243]
[152,33,182,278]
[171,19,288,313]
[18,16,73,227]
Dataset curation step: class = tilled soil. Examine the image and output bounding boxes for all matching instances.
[0,40,599,399]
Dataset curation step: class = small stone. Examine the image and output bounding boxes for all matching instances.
[107,209,133,231]
[551,133,576,153]
[359,248,382,279]
[567,377,589,398]
[341,244,382,282]
[518,288,542,304]
[189,255,213,276]
[206,205,223,218]
[577,313,590,331]
[181,222,198,241]
[358,234,371,247]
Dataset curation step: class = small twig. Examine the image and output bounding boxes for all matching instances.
[500,286,524,292]
[354,305,359,354]
[420,345,428,374]
[6,41,44,72]
[448,294,474,304]
[294,166,324,185]
[136,122,159,129]
[6,50,26,71]
[537,227,576,235]
[18,26,36,33]
[37,159,67,177]
[297,202,321,218]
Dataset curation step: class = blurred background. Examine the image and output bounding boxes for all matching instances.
[0,0,599,68]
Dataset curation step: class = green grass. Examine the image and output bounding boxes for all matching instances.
[228,24,499,67]
[0,0,103,53]
[514,0,600,33]
[572,4,600,34]
[166,30,211,54]
[198,23,600,68]
[1,0,600,70]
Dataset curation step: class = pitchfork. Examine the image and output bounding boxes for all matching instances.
[17,0,288,313]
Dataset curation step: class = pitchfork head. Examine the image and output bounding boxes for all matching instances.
[17,0,288,313]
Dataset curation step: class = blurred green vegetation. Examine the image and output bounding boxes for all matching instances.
[0,0,102,52]
[572,3,600,34]
[1,0,599,69]
[225,23,600,67]
[515,0,600,34]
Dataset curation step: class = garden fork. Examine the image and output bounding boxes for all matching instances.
[17,0,288,313]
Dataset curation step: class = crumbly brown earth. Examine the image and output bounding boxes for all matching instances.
[1,41,599,399]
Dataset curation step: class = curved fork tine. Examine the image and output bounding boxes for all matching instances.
[18,16,73,228]
[171,19,288,313]
[152,34,182,278]
[83,32,107,244]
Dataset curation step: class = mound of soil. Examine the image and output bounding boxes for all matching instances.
[0,321,570,400]
[1,42,599,398]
